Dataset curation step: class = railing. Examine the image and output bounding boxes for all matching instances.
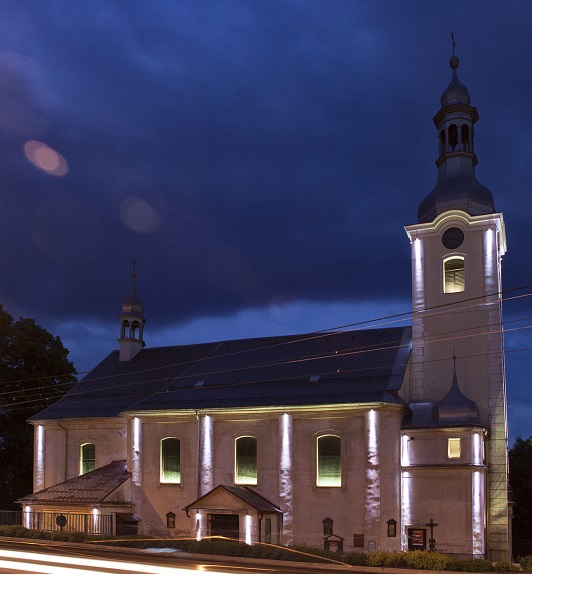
[24,512,114,535]
[142,522,170,538]
[0,511,23,526]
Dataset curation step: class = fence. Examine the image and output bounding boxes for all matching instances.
[21,511,114,535]
[0,511,22,526]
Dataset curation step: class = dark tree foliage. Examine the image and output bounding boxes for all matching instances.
[0,304,77,510]
[509,436,532,558]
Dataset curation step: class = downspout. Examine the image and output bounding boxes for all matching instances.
[57,421,69,480]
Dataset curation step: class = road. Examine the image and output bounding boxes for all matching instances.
[0,538,360,574]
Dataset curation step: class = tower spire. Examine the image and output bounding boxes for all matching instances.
[118,259,145,362]
[417,45,495,223]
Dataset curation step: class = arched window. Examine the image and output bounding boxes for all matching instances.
[120,320,129,339]
[80,443,95,475]
[235,436,257,485]
[160,437,181,483]
[444,256,465,293]
[131,320,141,340]
[448,124,458,151]
[317,435,342,487]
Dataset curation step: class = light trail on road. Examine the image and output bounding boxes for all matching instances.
[0,548,208,574]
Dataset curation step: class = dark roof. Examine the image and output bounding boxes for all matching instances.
[17,461,131,504]
[30,327,411,420]
[185,485,282,514]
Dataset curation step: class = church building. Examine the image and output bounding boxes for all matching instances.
[18,52,512,562]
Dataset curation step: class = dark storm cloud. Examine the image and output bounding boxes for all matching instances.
[0,1,531,336]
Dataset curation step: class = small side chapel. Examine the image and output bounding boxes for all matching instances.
[19,51,512,562]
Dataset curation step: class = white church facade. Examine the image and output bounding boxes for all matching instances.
[19,53,512,562]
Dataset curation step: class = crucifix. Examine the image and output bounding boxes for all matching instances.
[451,31,456,55]
[426,518,438,552]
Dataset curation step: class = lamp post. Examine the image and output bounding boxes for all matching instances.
[426,518,438,552]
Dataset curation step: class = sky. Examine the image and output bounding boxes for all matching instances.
[0,1,532,441]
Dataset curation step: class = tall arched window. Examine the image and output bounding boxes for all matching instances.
[235,436,257,485]
[317,435,342,487]
[80,443,95,475]
[160,437,181,483]
[448,124,458,151]
[444,256,465,293]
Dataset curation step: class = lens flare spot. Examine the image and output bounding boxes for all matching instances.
[120,196,160,233]
[24,140,68,176]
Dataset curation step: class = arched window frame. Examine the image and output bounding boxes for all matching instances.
[316,433,342,488]
[443,254,465,294]
[80,443,96,475]
[234,435,258,485]
[160,437,181,484]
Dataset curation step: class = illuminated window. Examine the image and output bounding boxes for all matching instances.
[235,436,257,485]
[317,435,342,487]
[80,443,95,475]
[444,256,465,293]
[160,437,181,483]
[448,438,461,459]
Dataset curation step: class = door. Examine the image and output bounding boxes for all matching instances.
[209,514,240,540]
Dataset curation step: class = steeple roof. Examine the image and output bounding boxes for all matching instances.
[417,46,495,223]
[440,55,471,106]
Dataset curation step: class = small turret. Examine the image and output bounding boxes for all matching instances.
[118,258,145,362]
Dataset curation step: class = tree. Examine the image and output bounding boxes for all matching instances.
[509,435,532,558]
[0,304,77,510]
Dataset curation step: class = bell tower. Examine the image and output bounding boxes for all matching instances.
[118,258,145,362]
[404,44,510,561]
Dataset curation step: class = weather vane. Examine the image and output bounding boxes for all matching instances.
[451,31,456,55]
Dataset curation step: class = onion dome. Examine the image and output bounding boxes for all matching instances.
[432,369,480,426]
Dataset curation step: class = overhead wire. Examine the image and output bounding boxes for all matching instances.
[0,286,531,411]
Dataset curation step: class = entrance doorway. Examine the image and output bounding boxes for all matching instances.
[210,514,240,540]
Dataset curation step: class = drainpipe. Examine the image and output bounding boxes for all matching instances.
[258,513,263,543]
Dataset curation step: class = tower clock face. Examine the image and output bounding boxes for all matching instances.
[442,227,464,249]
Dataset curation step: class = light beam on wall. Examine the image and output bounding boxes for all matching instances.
[132,417,141,485]
[245,515,252,545]
[279,413,293,545]
[35,425,45,491]
[202,415,213,494]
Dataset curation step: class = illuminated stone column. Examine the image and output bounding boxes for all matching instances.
[279,413,293,545]
[34,425,45,492]
[364,409,381,547]
[411,237,426,400]
[200,414,214,496]
[132,417,142,486]
[484,226,511,562]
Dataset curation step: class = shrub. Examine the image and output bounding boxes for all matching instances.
[405,550,452,570]
[493,560,521,573]
[519,555,532,573]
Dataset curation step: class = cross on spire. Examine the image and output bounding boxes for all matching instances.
[451,31,456,55]
[131,256,138,277]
